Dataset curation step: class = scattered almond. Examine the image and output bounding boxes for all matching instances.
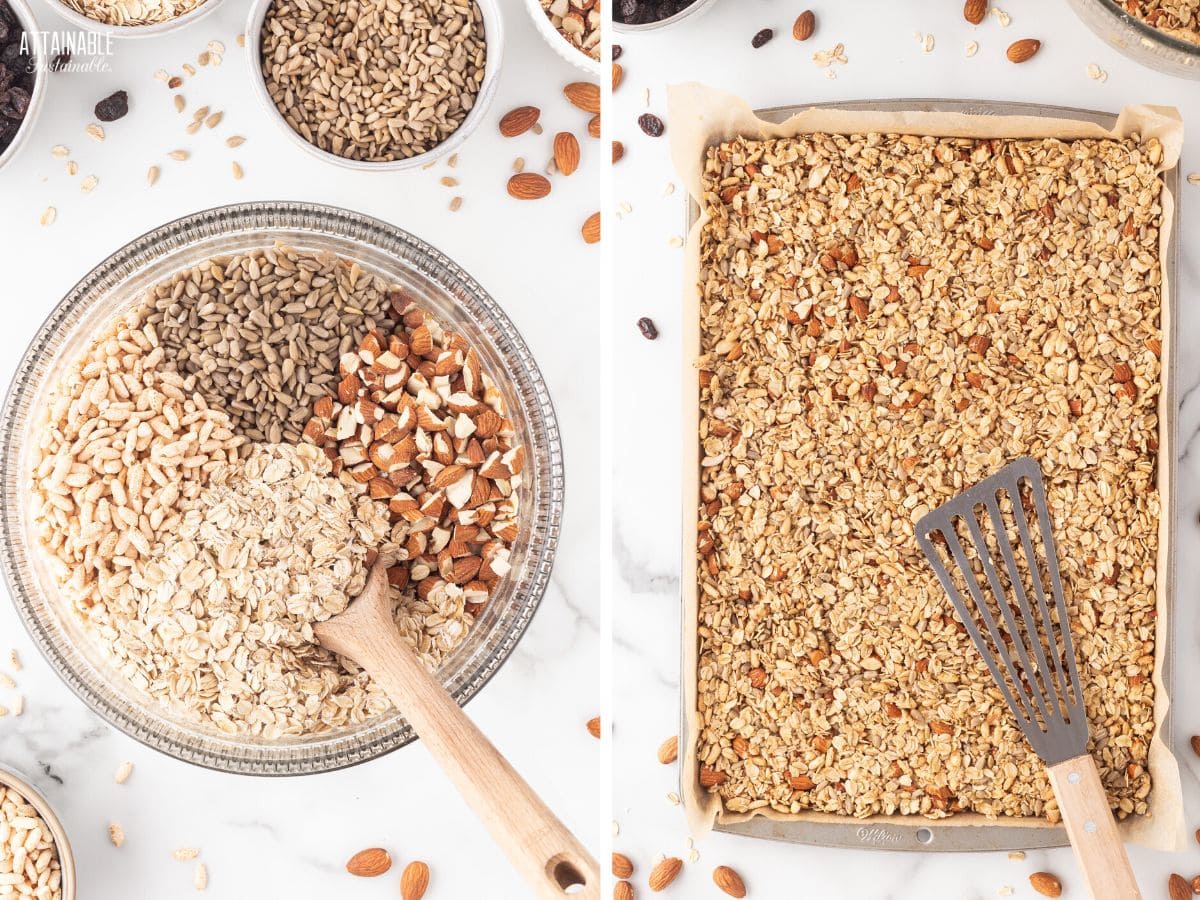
[588,115,601,139]
[564,81,600,114]
[613,140,625,164]
[345,847,391,877]
[586,715,601,738]
[507,173,551,200]
[1006,38,1041,63]
[1169,874,1191,900]
[1190,735,1200,756]
[612,852,634,879]
[554,132,581,176]
[612,62,623,91]
[615,882,634,900]
[792,9,815,41]
[963,0,986,24]
[499,106,540,137]
[648,857,682,892]
[713,865,747,898]
[657,735,678,765]
[1028,872,1062,897]
[582,212,601,245]
[400,861,430,900]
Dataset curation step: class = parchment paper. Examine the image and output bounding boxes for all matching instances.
[670,83,1185,851]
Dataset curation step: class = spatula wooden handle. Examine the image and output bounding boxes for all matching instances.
[316,588,599,900]
[1047,756,1141,900]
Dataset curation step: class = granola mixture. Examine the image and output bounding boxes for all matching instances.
[30,248,521,737]
[695,132,1164,821]
[1121,0,1200,45]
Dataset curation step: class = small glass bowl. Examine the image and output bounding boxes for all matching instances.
[245,0,504,171]
[612,0,719,33]
[0,764,75,899]
[1066,0,1200,79]
[0,0,48,173]
[41,0,225,40]
[0,202,564,775]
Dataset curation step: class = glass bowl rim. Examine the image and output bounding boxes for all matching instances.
[1082,0,1200,58]
[0,200,564,775]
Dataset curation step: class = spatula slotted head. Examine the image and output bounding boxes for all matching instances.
[915,457,1087,765]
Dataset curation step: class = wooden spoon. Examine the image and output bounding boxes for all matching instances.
[314,561,599,900]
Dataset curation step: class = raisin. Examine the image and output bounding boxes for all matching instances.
[751,28,774,48]
[614,0,700,24]
[50,51,70,72]
[612,44,622,61]
[94,89,129,122]
[638,113,665,137]
[637,317,659,340]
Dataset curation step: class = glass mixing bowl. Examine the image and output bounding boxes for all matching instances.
[1066,0,1200,79]
[0,202,563,775]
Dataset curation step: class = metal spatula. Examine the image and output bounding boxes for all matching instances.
[915,457,1140,900]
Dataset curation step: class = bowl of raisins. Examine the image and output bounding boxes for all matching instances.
[613,0,719,32]
[0,0,44,172]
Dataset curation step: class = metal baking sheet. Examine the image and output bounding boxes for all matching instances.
[680,98,1178,852]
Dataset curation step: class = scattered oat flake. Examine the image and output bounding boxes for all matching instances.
[208,39,224,54]
[80,175,98,193]
[154,68,170,82]
[1187,173,1200,185]
[619,200,632,214]
[39,207,56,226]
[173,847,199,861]
[666,792,681,805]
[642,87,650,108]
[108,822,124,848]
[147,165,160,186]
[997,887,1013,897]
[1008,851,1026,861]
[512,157,525,173]
[824,69,837,80]
[226,135,246,148]
[86,123,104,142]
[50,145,69,158]
[168,150,189,161]
[687,848,700,863]
[66,160,78,176]
[449,196,463,212]
[0,706,9,717]
[11,696,22,717]
[923,33,935,53]
[993,7,1011,26]
[8,650,19,672]
[966,40,979,57]
[663,182,676,196]
[236,33,245,47]
[668,235,683,248]
[812,42,848,68]
[1087,62,1108,82]
[182,64,195,76]
[0,674,14,689]
[612,821,620,836]
[231,161,244,180]
[114,761,133,784]
[194,862,207,890]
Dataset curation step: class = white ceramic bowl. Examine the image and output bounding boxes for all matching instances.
[613,0,719,33]
[521,0,600,75]
[0,765,76,900]
[42,0,225,40]
[246,0,503,172]
[0,0,46,173]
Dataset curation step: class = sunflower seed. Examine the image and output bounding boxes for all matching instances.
[231,161,243,180]
[225,135,245,148]
[167,150,189,161]
[205,111,222,129]
[114,762,133,784]
[147,165,160,185]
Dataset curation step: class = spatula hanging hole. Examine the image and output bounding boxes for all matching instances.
[547,855,588,892]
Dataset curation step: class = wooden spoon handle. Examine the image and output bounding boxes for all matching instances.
[1047,755,1141,900]
[318,593,599,900]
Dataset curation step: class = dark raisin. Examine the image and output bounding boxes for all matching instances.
[637,317,659,340]
[50,51,70,72]
[613,0,700,24]
[613,44,622,61]
[637,113,665,137]
[751,28,774,48]
[94,89,129,122]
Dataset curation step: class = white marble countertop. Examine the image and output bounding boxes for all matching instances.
[611,2,1200,898]
[0,0,602,896]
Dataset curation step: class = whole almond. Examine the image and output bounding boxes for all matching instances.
[588,115,601,139]
[507,173,551,200]
[648,857,682,892]
[582,212,601,245]
[554,132,581,176]
[346,848,391,877]
[612,852,634,879]
[400,860,430,900]
[587,715,601,738]
[612,62,624,92]
[615,881,634,900]
[1189,735,1200,756]
[1169,874,1191,900]
[1006,38,1041,63]
[1029,872,1062,898]
[792,10,815,41]
[963,0,986,24]
[657,735,678,765]
[564,81,601,114]
[713,866,747,898]
[499,106,540,137]
[613,140,625,164]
